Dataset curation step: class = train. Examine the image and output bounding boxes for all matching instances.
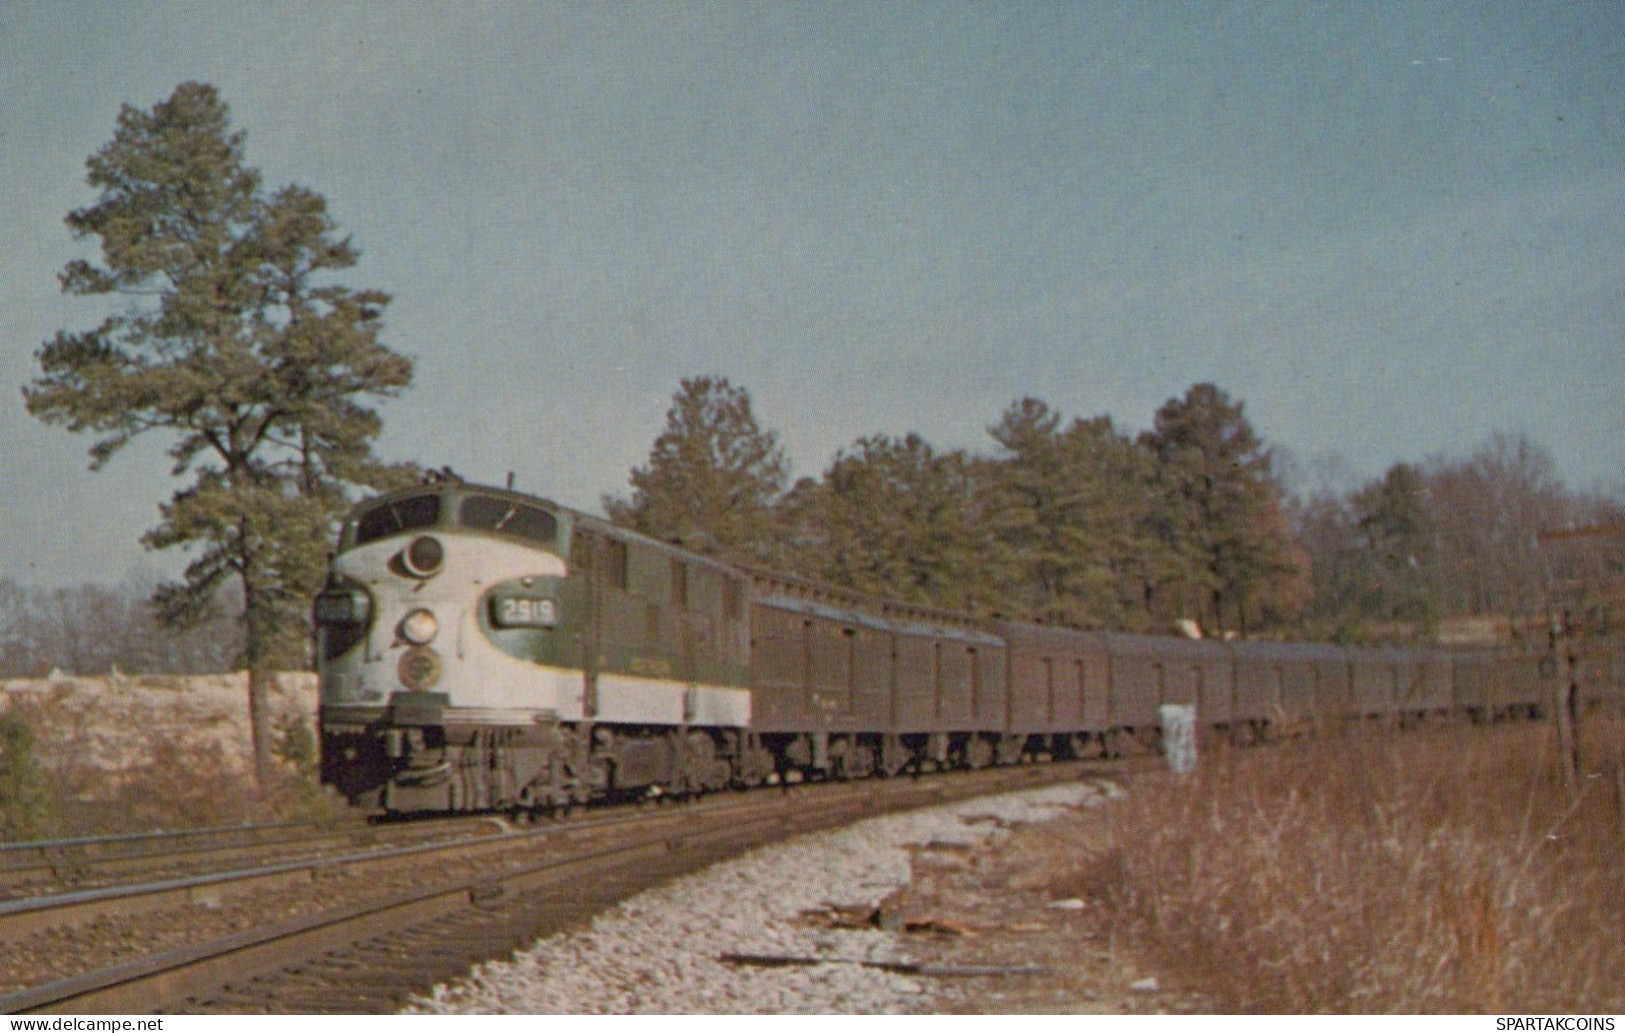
[314,477,1625,814]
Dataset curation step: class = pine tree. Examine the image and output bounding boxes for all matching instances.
[790,433,993,612]
[986,399,1168,629]
[604,377,787,564]
[1140,383,1306,634]
[25,83,415,787]
[1352,462,1438,624]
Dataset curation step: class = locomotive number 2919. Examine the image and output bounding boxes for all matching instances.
[491,596,557,628]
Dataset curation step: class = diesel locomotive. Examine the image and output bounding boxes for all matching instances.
[315,478,1623,814]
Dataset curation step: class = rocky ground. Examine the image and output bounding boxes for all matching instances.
[883,781,1206,1014]
[403,776,1195,1015]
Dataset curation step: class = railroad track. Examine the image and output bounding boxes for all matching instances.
[0,761,1097,1014]
[0,815,503,901]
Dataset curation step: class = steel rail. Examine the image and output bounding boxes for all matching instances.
[0,821,310,859]
[0,815,497,888]
[0,818,503,903]
[0,822,315,880]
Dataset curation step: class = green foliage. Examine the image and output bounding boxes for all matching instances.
[614,378,1314,634]
[984,399,1166,629]
[24,82,415,680]
[0,711,58,841]
[1139,383,1308,633]
[1351,462,1437,622]
[781,434,997,612]
[271,712,317,773]
[604,376,787,565]
[616,378,1618,641]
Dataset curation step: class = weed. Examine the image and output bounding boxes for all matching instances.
[271,712,318,773]
[1073,718,1625,1012]
[0,709,60,840]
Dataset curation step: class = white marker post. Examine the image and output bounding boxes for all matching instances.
[1159,704,1198,776]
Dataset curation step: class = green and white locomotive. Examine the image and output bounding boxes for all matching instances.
[316,477,758,813]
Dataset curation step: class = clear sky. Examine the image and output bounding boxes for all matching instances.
[1,3,1620,587]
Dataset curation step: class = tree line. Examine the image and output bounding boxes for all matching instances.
[607,378,1622,642]
[1293,434,1625,641]
[0,577,240,678]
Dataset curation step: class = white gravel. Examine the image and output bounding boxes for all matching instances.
[402,779,1110,1014]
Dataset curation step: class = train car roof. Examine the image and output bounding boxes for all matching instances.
[1099,631,1231,659]
[1230,639,1349,662]
[992,621,1111,650]
[754,593,1005,647]
[743,565,997,635]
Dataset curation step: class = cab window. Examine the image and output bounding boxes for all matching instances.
[355,493,441,545]
[459,494,558,544]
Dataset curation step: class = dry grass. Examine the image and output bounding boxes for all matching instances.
[1066,716,1625,1013]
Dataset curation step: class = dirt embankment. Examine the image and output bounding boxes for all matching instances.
[0,672,320,832]
[1,671,317,777]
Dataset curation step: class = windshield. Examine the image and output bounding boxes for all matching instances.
[459,493,558,544]
[354,493,442,546]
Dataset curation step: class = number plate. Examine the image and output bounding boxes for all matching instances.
[491,596,557,629]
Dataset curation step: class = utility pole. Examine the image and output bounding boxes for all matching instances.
[1536,523,1625,797]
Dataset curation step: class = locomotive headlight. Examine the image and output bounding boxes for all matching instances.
[400,535,445,578]
[399,607,439,645]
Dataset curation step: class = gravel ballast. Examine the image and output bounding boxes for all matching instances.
[403,780,1109,1014]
